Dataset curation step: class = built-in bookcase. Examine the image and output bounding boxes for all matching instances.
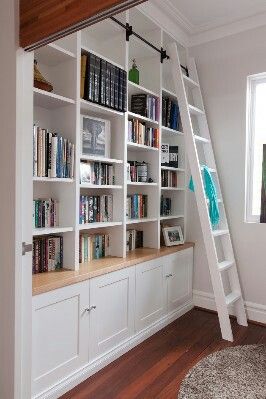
[32,7,188,273]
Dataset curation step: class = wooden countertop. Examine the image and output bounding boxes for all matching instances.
[32,243,194,296]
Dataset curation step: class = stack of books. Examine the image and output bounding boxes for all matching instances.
[161,170,177,187]
[33,125,75,179]
[33,199,59,228]
[126,194,148,219]
[79,195,113,224]
[127,161,149,183]
[80,162,115,185]
[128,119,159,148]
[131,94,159,121]
[80,52,127,112]
[32,235,63,274]
[126,229,143,251]
[162,97,181,131]
[161,196,172,216]
[79,233,110,262]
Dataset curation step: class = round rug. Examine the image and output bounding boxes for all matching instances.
[178,344,266,399]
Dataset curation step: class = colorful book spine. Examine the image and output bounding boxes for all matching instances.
[32,235,63,274]
[79,195,113,224]
[126,194,148,220]
[33,199,59,228]
[79,233,110,263]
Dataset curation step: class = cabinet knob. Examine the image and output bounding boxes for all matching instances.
[165,273,173,278]
[85,305,96,312]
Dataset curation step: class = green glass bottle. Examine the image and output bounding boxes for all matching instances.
[129,59,139,85]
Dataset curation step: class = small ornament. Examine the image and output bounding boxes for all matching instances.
[129,59,139,85]
[34,59,53,92]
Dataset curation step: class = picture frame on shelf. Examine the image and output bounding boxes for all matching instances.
[80,162,92,184]
[81,115,111,157]
[162,225,184,246]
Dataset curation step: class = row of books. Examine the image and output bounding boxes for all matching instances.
[81,53,127,112]
[33,199,59,229]
[160,196,172,216]
[126,194,148,220]
[79,233,110,263]
[162,97,181,131]
[161,170,177,188]
[127,161,148,183]
[80,195,113,224]
[161,144,179,168]
[128,119,159,148]
[32,235,63,274]
[126,229,143,252]
[80,162,115,186]
[131,94,159,122]
[33,125,75,179]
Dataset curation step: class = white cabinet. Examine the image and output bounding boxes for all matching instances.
[135,258,166,331]
[165,248,193,313]
[32,281,90,397]
[89,267,135,360]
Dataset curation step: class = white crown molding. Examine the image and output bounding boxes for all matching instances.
[189,10,266,46]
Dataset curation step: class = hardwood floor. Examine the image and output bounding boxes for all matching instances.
[60,309,266,399]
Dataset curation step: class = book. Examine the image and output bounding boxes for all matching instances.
[32,235,63,274]
[80,54,87,99]
[80,195,113,224]
[160,196,172,216]
[161,143,169,165]
[79,233,110,263]
[94,55,101,103]
[127,194,148,220]
[126,229,143,251]
[87,53,95,102]
[33,198,59,228]
[162,96,181,131]
[169,146,179,168]
[80,161,115,185]
[128,119,159,148]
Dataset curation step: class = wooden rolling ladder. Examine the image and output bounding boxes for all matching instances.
[168,43,248,341]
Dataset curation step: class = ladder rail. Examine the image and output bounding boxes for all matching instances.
[168,43,248,341]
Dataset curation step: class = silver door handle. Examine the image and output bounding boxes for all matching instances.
[85,306,96,312]
[165,273,173,278]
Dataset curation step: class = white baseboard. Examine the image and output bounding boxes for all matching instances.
[193,290,266,324]
[34,300,193,399]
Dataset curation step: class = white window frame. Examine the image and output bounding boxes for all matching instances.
[245,73,266,223]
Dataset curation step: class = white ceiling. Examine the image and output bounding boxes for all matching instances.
[167,0,266,32]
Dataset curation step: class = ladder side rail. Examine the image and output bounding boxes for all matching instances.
[168,43,234,341]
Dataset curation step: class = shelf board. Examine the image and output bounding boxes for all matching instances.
[80,99,124,117]
[128,111,159,126]
[81,45,125,70]
[127,142,159,152]
[161,187,185,191]
[160,215,184,220]
[161,166,185,172]
[212,229,229,237]
[33,227,74,236]
[188,104,205,116]
[201,166,216,173]
[34,43,76,67]
[33,177,74,183]
[79,221,122,230]
[162,87,177,100]
[80,184,123,189]
[194,134,210,144]
[183,75,199,89]
[126,217,158,225]
[128,81,159,98]
[127,182,158,186]
[80,155,123,164]
[33,88,75,109]
[161,126,184,136]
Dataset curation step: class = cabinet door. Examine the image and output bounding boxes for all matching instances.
[89,267,135,360]
[165,248,193,313]
[32,281,90,397]
[135,258,166,332]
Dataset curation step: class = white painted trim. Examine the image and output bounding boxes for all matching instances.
[32,300,193,399]
[193,290,266,324]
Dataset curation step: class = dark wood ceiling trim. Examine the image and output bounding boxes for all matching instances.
[20,0,146,51]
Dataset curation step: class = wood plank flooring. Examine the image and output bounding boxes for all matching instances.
[60,309,266,399]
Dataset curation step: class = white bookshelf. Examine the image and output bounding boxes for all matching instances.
[30,8,188,274]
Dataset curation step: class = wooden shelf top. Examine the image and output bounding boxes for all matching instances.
[32,243,194,296]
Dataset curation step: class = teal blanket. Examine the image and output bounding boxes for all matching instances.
[189,166,220,226]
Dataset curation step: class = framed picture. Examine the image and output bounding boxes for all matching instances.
[162,226,184,246]
[81,115,111,157]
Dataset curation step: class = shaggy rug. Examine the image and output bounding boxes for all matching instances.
[178,344,266,399]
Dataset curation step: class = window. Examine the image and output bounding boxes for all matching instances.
[246,73,266,222]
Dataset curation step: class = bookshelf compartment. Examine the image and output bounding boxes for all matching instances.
[127,219,159,249]
[127,148,159,184]
[33,89,75,109]
[161,191,185,218]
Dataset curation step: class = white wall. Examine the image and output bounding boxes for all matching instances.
[0,0,18,398]
[188,25,266,322]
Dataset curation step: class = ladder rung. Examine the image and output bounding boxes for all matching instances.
[201,166,216,173]
[218,260,234,272]
[183,75,199,88]
[212,229,229,237]
[189,105,205,116]
[194,134,210,144]
[225,292,241,306]
[206,198,222,204]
